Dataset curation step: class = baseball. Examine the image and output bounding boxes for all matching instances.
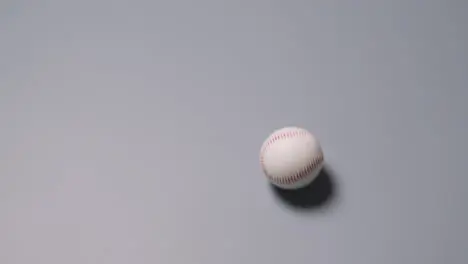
[260,127,324,190]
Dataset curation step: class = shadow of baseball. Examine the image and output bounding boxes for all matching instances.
[270,165,337,211]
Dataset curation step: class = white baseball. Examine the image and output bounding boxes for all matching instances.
[260,127,324,190]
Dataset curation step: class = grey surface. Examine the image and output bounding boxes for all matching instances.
[1,0,468,263]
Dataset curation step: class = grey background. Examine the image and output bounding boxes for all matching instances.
[1,0,467,263]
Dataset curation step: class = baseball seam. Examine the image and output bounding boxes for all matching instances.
[260,129,324,186]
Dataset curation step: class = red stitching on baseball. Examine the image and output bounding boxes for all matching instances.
[260,129,324,186]
[260,129,309,157]
[265,153,323,186]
